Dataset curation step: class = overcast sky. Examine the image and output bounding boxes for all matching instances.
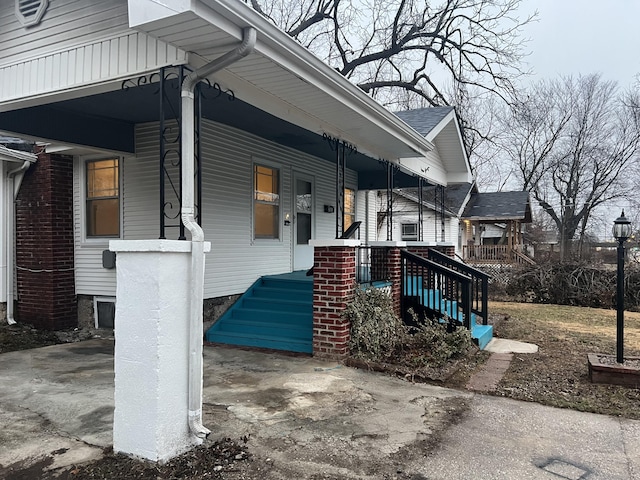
[519,0,640,87]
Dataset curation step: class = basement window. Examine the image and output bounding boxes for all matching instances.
[93,296,115,329]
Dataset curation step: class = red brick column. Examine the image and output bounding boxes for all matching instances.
[388,247,403,317]
[311,241,358,360]
[15,153,76,330]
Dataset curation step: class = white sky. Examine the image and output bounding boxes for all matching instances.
[518,0,640,87]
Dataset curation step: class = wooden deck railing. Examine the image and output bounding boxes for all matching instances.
[463,245,535,265]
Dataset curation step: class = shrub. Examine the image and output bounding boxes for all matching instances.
[343,288,474,368]
[407,310,474,367]
[343,287,406,362]
[504,261,640,310]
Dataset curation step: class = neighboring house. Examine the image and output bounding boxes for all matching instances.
[0,0,478,351]
[462,190,534,264]
[377,182,474,257]
[376,107,473,253]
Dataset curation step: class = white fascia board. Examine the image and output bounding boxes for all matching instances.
[127,0,434,159]
[456,181,476,218]
[426,109,473,180]
[127,0,195,28]
[0,145,36,163]
[396,157,448,186]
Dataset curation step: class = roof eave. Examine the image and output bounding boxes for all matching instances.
[127,0,435,161]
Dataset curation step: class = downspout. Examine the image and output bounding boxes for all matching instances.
[6,161,32,325]
[181,27,256,441]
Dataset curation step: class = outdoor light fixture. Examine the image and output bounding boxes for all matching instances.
[613,210,632,241]
[613,210,632,364]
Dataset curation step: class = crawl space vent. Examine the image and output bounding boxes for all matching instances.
[94,297,115,329]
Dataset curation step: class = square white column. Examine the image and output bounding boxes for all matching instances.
[109,240,210,462]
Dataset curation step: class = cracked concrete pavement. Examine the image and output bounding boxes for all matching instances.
[0,339,639,479]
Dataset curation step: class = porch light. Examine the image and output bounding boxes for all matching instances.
[613,210,632,364]
[613,210,632,241]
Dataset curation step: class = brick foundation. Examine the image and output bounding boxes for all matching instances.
[15,153,77,330]
[312,244,358,359]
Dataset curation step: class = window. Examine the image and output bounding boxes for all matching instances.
[86,159,120,237]
[254,164,280,239]
[344,188,356,231]
[401,223,418,241]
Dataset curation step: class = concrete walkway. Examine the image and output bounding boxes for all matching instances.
[0,339,638,479]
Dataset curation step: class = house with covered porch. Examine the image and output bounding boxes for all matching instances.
[0,0,491,362]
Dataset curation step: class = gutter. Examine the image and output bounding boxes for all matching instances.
[180,26,256,442]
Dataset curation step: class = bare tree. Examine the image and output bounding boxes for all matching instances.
[248,0,534,109]
[503,74,640,260]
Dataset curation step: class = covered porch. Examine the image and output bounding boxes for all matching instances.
[461,191,534,265]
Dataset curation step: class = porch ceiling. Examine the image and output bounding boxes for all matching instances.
[127,0,441,177]
[0,81,421,189]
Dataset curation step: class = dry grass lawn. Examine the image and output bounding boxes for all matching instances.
[489,301,640,419]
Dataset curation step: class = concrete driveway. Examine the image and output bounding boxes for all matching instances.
[0,339,638,479]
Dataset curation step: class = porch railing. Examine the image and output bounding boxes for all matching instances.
[356,245,389,285]
[400,250,472,330]
[463,244,535,265]
[426,248,489,326]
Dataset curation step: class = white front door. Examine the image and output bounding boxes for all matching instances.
[293,173,314,270]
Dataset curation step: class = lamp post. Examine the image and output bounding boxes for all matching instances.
[613,210,632,364]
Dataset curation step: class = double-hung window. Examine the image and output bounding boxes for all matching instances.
[86,159,120,238]
[344,187,356,231]
[254,164,280,239]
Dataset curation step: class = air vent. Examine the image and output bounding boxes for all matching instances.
[93,296,116,330]
[15,0,49,27]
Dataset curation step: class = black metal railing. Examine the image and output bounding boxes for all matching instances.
[356,246,389,285]
[401,250,472,329]
[426,248,490,326]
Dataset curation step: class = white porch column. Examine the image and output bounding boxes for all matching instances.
[109,239,211,462]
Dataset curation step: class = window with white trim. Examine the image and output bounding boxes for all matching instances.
[344,187,356,231]
[401,223,418,241]
[86,158,120,238]
[253,164,280,239]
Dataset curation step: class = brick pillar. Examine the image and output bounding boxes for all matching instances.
[386,247,402,317]
[310,240,359,360]
[15,153,76,330]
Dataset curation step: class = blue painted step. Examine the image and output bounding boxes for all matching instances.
[405,275,493,350]
[205,272,313,354]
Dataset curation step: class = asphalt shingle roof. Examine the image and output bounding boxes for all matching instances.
[394,107,455,136]
[463,191,532,222]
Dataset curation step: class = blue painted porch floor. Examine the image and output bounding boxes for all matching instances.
[205,271,313,354]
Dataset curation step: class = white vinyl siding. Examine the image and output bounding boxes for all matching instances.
[376,192,461,255]
[73,119,358,298]
[73,157,117,296]
[0,0,187,105]
[198,119,357,298]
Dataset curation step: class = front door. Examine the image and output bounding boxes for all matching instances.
[293,173,314,270]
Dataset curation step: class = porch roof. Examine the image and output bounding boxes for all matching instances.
[127,0,443,182]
